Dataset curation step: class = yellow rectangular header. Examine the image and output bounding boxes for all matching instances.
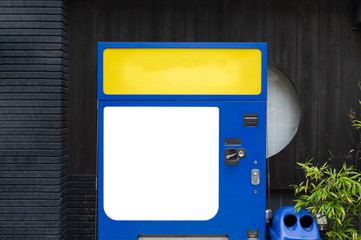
[103,48,262,95]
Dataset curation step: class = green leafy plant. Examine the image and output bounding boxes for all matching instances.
[292,160,361,239]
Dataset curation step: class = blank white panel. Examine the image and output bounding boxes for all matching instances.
[103,107,219,221]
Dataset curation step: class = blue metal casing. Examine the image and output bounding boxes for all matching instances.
[98,42,267,240]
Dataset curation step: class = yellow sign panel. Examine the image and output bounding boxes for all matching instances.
[103,48,262,95]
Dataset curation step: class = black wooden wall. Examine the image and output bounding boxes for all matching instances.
[68,0,361,188]
[1,0,361,239]
[67,2,361,236]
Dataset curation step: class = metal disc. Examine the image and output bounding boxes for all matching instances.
[267,65,301,158]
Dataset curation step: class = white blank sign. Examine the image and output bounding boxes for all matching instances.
[103,107,219,221]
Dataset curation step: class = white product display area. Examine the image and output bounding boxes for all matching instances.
[103,107,219,221]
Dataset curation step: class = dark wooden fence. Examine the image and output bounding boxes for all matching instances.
[1,0,361,239]
[69,0,361,188]
[67,2,361,236]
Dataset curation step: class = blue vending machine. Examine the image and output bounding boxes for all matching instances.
[98,42,267,240]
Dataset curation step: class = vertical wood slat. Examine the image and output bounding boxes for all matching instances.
[141,0,152,41]
[163,0,175,41]
[269,0,298,189]
[119,0,131,41]
[151,0,164,41]
[339,0,358,167]
[229,0,241,42]
[104,0,120,41]
[318,0,342,166]
[196,0,209,41]
[185,0,197,42]
[251,0,265,43]
[349,1,361,172]
[208,0,230,42]
[129,0,142,41]
[262,0,276,64]
[295,0,320,182]
[68,0,97,175]
[173,0,186,41]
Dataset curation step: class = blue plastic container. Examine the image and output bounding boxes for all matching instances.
[268,206,321,240]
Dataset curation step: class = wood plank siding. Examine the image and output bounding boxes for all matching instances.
[68,0,361,189]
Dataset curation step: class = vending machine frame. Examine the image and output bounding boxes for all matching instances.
[97,42,267,240]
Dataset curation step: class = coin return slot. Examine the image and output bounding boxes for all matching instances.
[244,114,258,127]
